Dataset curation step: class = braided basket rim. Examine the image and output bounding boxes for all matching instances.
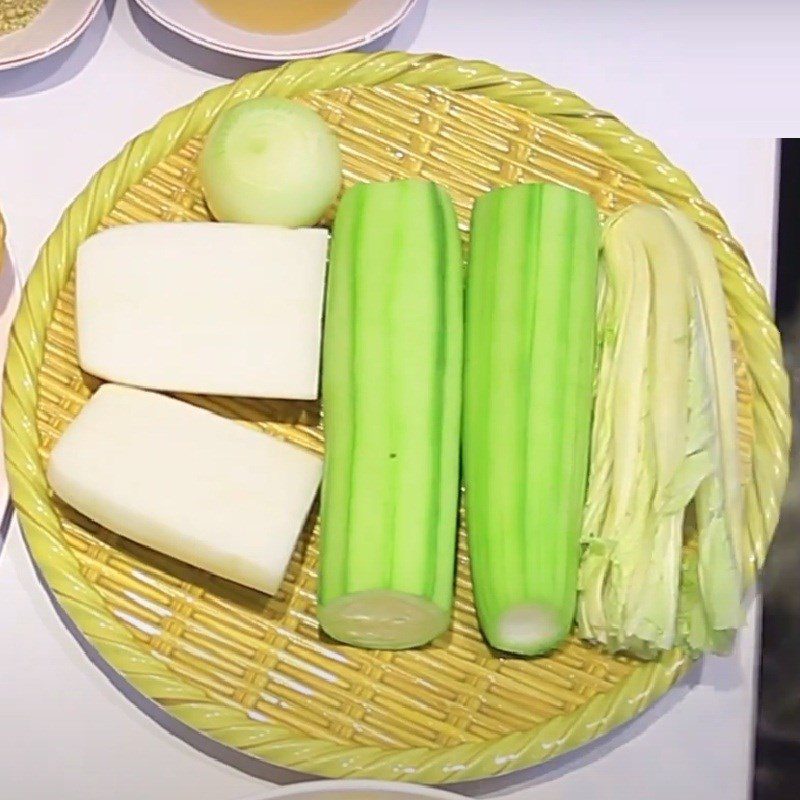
[2,52,789,783]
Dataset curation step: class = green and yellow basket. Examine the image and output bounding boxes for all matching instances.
[2,53,790,783]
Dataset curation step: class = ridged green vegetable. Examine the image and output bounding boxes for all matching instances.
[463,183,600,656]
[318,179,463,649]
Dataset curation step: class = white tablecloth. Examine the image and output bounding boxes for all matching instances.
[0,2,783,798]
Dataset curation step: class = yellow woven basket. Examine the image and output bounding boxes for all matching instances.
[2,53,790,783]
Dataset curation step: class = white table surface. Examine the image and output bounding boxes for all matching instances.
[0,2,785,799]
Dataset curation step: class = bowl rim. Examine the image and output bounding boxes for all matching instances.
[258,779,462,799]
[130,0,419,60]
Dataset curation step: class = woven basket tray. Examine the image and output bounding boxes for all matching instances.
[2,53,790,783]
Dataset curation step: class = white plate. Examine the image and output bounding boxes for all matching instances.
[0,0,102,71]
[132,0,418,60]
[0,246,21,510]
[255,781,462,800]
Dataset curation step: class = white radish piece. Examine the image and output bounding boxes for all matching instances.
[47,384,321,595]
[76,222,328,399]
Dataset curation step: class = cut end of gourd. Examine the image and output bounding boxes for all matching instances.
[494,604,563,656]
[318,590,449,650]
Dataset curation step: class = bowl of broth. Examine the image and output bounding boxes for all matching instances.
[132,0,419,60]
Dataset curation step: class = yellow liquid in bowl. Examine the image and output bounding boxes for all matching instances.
[198,0,358,35]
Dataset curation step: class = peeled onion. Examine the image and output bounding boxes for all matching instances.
[200,97,342,227]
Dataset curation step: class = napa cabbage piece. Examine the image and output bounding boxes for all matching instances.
[577,204,745,657]
[670,208,745,649]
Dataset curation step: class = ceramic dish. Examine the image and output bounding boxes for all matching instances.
[0,211,22,508]
[0,0,102,71]
[2,53,789,783]
[259,781,461,800]
[132,0,418,60]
